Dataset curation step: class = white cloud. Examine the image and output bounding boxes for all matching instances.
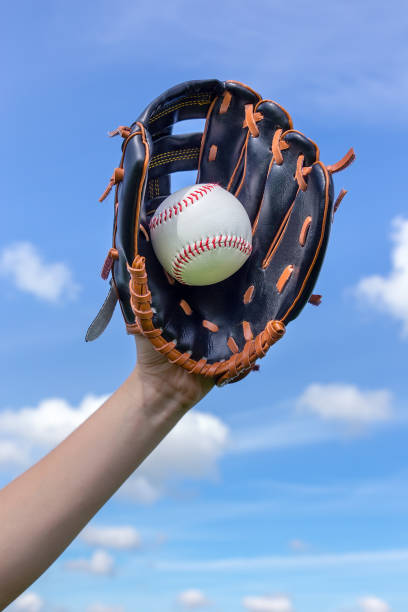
[122,474,163,504]
[228,382,394,456]
[0,439,29,466]
[0,241,79,302]
[86,605,125,612]
[243,595,293,612]
[356,217,408,333]
[297,383,392,424]
[158,548,408,572]
[80,525,141,550]
[357,596,391,612]
[118,410,229,503]
[64,549,114,575]
[8,592,44,611]
[178,589,209,609]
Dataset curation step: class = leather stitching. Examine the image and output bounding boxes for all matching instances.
[171,234,252,284]
[149,148,200,168]
[149,184,217,230]
[149,95,212,124]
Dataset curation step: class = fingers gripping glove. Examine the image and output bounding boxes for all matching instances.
[87,79,355,386]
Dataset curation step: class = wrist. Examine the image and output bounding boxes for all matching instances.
[126,365,190,418]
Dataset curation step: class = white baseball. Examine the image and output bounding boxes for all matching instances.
[149,183,252,286]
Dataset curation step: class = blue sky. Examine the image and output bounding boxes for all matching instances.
[1,1,408,611]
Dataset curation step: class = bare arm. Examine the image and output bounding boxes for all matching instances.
[0,336,213,609]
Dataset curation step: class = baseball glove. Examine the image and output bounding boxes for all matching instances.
[86,79,355,386]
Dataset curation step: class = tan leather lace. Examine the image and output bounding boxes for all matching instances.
[108,125,131,138]
[99,167,124,202]
[127,255,285,386]
[242,104,263,137]
[327,148,355,174]
[271,128,289,164]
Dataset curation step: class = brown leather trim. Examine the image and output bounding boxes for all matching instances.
[128,256,285,385]
[108,126,131,138]
[114,167,124,181]
[133,126,150,255]
[219,91,232,114]
[180,299,193,315]
[295,155,308,192]
[282,128,320,161]
[271,129,284,165]
[168,351,192,366]
[251,190,265,235]
[261,200,295,270]
[242,110,263,129]
[190,358,208,375]
[327,148,355,174]
[99,167,125,202]
[217,319,285,385]
[299,216,312,246]
[234,136,249,197]
[203,320,219,333]
[276,265,294,293]
[196,96,218,183]
[242,320,253,340]
[139,224,150,242]
[101,248,119,280]
[243,285,255,304]
[164,270,175,285]
[281,161,330,322]
[243,104,260,137]
[254,99,294,130]
[126,321,142,334]
[227,131,249,192]
[208,144,218,161]
[226,80,262,100]
[309,294,322,306]
[254,127,316,236]
[333,188,348,214]
[112,129,143,251]
[252,154,275,235]
[227,337,239,353]
[110,128,145,327]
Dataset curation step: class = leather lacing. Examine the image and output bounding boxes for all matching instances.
[99,167,124,202]
[271,128,290,164]
[108,125,131,138]
[243,104,263,137]
[244,110,312,191]
[244,107,355,195]
[273,129,313,192]
[127,255,285,386]
[99,107,355,384]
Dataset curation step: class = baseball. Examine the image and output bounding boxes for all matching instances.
[149,183,252,286]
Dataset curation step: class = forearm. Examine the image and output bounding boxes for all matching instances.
[0,366,189,609]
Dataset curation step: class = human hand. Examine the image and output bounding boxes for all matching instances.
[133,334,214,411]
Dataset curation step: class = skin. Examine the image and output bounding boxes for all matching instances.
[0,335,214,610]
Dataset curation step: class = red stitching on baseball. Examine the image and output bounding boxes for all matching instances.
[171,234,252,284]
[149,184,217,230]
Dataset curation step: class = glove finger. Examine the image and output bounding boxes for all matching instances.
[197,81,261,189]
[232,99,292,224]
[251,130,319,263]
[249,162,333,326]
